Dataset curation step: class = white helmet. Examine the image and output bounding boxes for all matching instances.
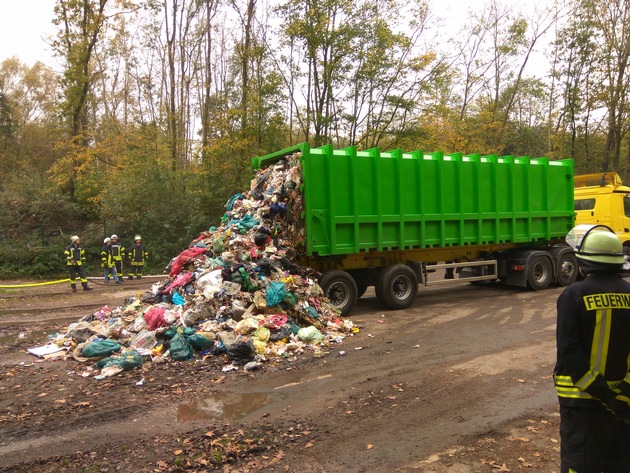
[135,235,142,241]
[71,235,79,243]
[111,234,118,240]
[104,237,111,244]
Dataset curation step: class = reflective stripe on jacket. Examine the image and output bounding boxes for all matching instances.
[65,244,86,266]
[101,245,115,268]
[128,243,149,265]
[554,273,630,407]
[111,243,125,261]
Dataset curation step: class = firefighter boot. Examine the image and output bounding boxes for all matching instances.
[82,282,93,291]
[71,283,77,293]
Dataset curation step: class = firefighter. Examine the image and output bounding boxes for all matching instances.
[127,235,149,279]
[110,234,125,281]
[555,225,630,472]
[64,235,93,292]
[101,237,120,284]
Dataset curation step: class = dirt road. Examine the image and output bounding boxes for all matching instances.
[0,277,562,472]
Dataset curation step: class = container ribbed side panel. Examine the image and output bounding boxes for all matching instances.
[253,143,575,258]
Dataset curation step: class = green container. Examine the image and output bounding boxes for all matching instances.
[252,143,575,257]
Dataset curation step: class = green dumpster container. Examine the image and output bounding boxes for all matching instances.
[253,142,575,258]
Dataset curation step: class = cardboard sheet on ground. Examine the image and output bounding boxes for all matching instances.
[27,343,66,358]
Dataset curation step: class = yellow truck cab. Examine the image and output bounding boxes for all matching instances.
[574,172,630,252]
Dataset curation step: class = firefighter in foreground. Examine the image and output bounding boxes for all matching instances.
[64,235,93,292]
[127,235,149,279]
[110,234,125,281]
[555,225,630,472]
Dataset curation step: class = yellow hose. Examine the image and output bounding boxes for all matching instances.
[0,279,71,288]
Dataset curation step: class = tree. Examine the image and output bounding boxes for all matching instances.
[51,0,110,197]
[277,0,360,146]
[0,91,16,180]
[0,58,61,181]
[550,0,630,175]
[549,0,598,165]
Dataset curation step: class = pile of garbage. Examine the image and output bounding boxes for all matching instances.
[30,152,357,378]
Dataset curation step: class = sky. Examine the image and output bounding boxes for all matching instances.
[0,0,557,70]
[0,0,58,67]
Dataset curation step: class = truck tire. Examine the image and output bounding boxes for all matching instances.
[318,270,358,316]
[556,252,578,286]
[527,256,553,290]
[375,264,418,310]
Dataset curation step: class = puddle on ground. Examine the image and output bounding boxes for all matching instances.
[0,329,53,345]
[177,391,287,422]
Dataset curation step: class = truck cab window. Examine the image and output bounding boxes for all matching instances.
[575,199,596,211]
[624,195,630,217]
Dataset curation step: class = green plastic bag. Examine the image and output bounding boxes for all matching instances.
[170,333,194,360]
[82,339,121,358]
[164,327,178,339]
[281,292,298,308]
[297,326,323,343]
[266,281,287,307]
[306,306,320,320]
[182,327,197,337]
[240,214,259,229]
[96,350,143,371]
[213,236,225,252]
[186,333,215,350]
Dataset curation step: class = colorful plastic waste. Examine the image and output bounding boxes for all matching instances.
[30,151,357,378]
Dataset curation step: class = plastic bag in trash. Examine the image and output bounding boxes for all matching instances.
[253,326,270,343]
[164,327,178,339]
[255,258,278,276]
[266,281,287,307]
[182,327,197,337]
[253,339,267,355]
[131,313,148,332]
[82,339,121,358]
[226,340,255,364]
[225,193,244,211]
[171,292,185,306]
[144,306,168,330]
[254,232,271,247]
[281,292,298,308]
[169,333,194,361]
[163,308,181,325]
[297,326,323,343]
[234,317,260,334]
[265,314,288,330]
[269,326,291,342]
[96,349,143,371]
[213,236,225,253]
[186,332,215,350]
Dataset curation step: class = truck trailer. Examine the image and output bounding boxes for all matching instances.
[252,143,576,315]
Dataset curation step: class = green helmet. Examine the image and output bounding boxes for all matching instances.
[574,226,624,271]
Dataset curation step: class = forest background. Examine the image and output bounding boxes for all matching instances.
[0,0,628,278]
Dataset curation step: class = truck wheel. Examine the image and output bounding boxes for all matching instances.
[556,252,578,286]
[375,264,418,310]
[318,270,358,316]
[527,256,553,290]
